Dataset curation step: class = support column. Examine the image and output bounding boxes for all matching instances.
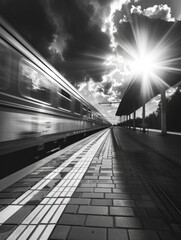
[133,110,136,130]
[161,88,167,135]
[129,114,131,128]
[142,103,146,133]
[120,116,122,124]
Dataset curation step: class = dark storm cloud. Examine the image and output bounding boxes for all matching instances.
[48,0,112,84]
[113,11,181,60]
[0,0,112,86]
[0,0,56,59]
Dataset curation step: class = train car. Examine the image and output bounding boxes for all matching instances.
[0,16,110,164]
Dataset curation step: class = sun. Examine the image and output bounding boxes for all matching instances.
[121,26,177,97]
[130,53,156,76]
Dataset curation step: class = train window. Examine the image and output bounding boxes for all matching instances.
[57,88,71,110]
[74,99,81,114]
[82,105,87,116]
[0,38,11,90]
[19,60,51,103]
[87,108,91,118]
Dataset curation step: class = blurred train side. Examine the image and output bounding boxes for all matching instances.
[0,16,111,158]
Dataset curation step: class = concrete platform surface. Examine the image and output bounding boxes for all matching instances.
[121,127,181,167]
[0,127,181,240]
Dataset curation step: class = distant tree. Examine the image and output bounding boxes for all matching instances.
[119,87,181,132]
[148,86,181,132]
[146,112,159,129]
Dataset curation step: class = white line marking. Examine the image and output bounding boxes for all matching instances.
[3,129,110,239]
[39,224,55,240]
[6,225,26,240]
[22,205,44,224]
[18,225,36,240]
[0,205,22,224]
[28,225,46,240]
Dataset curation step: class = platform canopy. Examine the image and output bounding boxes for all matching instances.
[114,14,181,117]
[116,72,181,116]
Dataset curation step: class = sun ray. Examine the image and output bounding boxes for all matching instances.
[115,16,181,99]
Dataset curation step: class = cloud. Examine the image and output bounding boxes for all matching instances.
[112,8,180,61]
[78,78,122,123]
[78,65,130,104]
[0,0,113,86]
[1,0,180,124]
[0,0,56,59]
[46,0,113,85]
[131,4,175,21]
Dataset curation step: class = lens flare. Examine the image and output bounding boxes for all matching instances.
[114,19,181,99]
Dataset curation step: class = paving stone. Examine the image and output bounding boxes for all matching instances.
[146,208,163,218]
[141,195,152,201]
[72,192,83,198]
[131,194,142,200]
[115,217,142,228]
[86,215,113,227]
[91,199,112,206]
[142,218,170,230]
[76,188,94,193]
[158,231,178,240]
[84,176,98,180]
[97,184,115,188]
[128,229,160,240]
[113,188,130,193]
[110,207,134,216]
[10,182,33,187]
[64,205,78,214]
[82,193,104,199]
[80,184,97,188]
[98,180,113,183]
[94,188,112,193]
[113,199,135,207]
[4,187,30,193]
[21,177,41,182]
[100,173,112,176]
[58,214,86,226]
[115,184,130,188]
[68,226,106,240]
[133,208,148,217]
[136,200,157,208]
[69,198,91,205]
[78,206,108,215]
[105,193,131,199]
[99,176,112,179]
[85,173,94,176]
[81,180,98,184]
[108,228,128,240]
[0,225,17,240]
[0,198,15,205]
[0,193,22,198]
[49,225,71,240]
[113,180,126,183]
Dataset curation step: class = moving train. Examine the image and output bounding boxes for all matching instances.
[0,16,110,160]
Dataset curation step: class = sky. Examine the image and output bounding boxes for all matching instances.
[1,0,181,124]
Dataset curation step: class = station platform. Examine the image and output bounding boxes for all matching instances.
[120,127,181,167]
[0,127,181,240]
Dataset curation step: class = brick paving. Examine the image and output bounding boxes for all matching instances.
[0,128,181,239]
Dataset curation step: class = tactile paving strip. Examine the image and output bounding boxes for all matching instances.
[0,129,109,240]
